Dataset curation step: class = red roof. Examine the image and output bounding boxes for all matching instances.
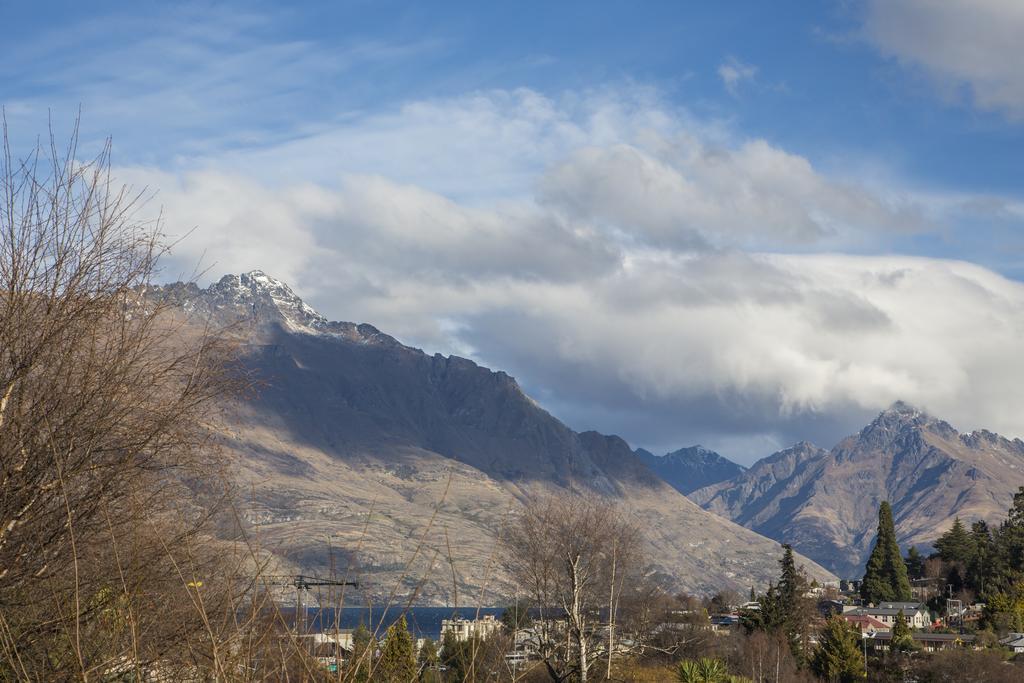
[841,614,889,631]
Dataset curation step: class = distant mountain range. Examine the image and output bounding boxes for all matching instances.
[155,272,835,603]
[636,446,746,495]
[691,402,1024,577]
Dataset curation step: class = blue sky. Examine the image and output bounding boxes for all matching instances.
[2,2,1017,174]
[5,1,1024,461]
[6,1,1022,189]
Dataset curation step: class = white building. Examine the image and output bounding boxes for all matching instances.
[440,614,503,642]
[1001,633,1024,654]
[843,601,929,629]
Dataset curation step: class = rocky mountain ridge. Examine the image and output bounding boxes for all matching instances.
[636,445,746,495]
[155,272,835,601]
[691,401,1024,577]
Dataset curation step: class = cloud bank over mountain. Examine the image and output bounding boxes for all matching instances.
[125,87,1024,462]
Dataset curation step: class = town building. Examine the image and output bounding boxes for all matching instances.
[868,632,975,653]
[1000,633,1024,654]
[843,601,929,629]
[440,614,503,642]
[840,614,889,634]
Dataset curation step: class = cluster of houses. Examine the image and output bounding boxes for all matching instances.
[834,601,976,652]
[708,583,987,654]
[299,612,637,673]
[297,581,1012,673]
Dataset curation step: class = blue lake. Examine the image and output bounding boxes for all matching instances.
[299,606,505,640]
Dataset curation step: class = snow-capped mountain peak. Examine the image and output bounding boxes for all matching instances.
[206,270,327,332]
[153,271,407,349]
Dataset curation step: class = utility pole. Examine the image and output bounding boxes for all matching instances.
[268,575,359,636]
[945,583,962,632]
[512,591,519,680]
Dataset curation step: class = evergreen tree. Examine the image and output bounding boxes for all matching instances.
[891,610,916,652]
[760,581,783,628]
[1009,487,1024,527]
[905,546,925,580]
[378,615,417,683]
[440,630,467,680]
[742,582,782,633]
[777,543,813,663]
[943,490,1024,631]
[500,603,532,632]
[749,585,756,602]
[812,616,866,683]
[968,521,992,594]
[440,633,492,683]
[861,501,912,604]
[417,637,440,682]
[935,517,976,563]
[348,623,377,683]
[778,544,800,614]
[993,487,1024,589]
[740,545,813,666]
[946,564,965,595]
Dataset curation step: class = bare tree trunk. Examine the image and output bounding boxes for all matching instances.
[502,495,643,683]
[606,541,617,680]
[568,554,588,683]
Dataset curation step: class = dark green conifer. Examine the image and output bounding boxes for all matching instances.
[778,544,800,613]
[741,582,777,633]
[778,543,814,663]
[861,501,912,604]
[935,517,976,563]
[417,637,440,682]
[761,582,782,629]
[904,545,924,580]
[348,623,377,683]
[811,616,866,683]
[993,487,1024,588]
[500,603,531,631]
[968,520,992,594]
[378,615,417,682]
[891,610,916,652]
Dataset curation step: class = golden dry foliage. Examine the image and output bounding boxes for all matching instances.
[0,124,263,679]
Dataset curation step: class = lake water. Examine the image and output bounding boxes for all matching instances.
[300,606,505,640]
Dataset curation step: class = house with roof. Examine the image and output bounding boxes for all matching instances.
[869,632,976,653]
[816,599,844,619]
[840,613,889,634]
[842,601,929,629]
[709,614,740,632]
[1000,633,1024,654]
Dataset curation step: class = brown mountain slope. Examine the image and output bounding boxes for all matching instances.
[691,402,1024,578]
[158,272,834,602]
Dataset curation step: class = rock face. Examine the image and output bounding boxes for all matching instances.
[154,272,835,602]
[691,402,1024,578]
[637,446,746,495]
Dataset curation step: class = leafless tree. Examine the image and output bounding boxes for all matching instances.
[502,494,643,683]
[0,121,248,678]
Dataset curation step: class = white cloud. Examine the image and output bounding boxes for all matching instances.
[149,164,1024,448]
[210,87,688,201]
[539,138,925,250]
[717,57,758,96]
[161,88,930,252]
[864,0,1024,118]
[115,87,1024,458]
